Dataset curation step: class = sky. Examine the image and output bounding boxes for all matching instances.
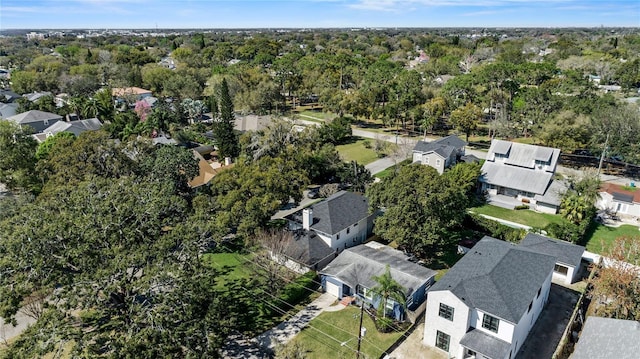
[1,0,638,30]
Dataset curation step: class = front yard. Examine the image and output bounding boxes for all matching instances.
[286,306,404,359]
[336,136,391,165]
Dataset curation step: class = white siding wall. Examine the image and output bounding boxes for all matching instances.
[423,291,471,358]
[510,271,552,356]
[412,152,421,163]
[322,217,369,251]
[535,202,559,214]
[472,309,515,344]
[552,265,575,285]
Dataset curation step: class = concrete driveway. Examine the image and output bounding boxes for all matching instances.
[255,292,339,351]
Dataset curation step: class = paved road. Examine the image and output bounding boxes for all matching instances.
[0,310,37,346]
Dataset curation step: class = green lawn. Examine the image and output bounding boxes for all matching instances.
[287,307,404,359]
[336,137,382,165]
[584,223,640,254]
[469,205,567,228]
[296,110,336,121]
[202,252,254,286]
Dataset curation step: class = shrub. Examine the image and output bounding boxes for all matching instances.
[514,204,530,210]
[464,213,526,243]
[362,139,372,149]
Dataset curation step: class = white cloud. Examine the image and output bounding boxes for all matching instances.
[348,0,574,12]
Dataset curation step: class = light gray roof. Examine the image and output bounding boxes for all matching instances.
[0,103,18,118]
[480,161,554,195]
[23,91,52,102]
[572,316,640,359]
[460,328,511,359]
[7,110,62,124]
[520,233,584,267]
[533,179,567,206]
[487,140,560,170]
[429,236,555,323]
[43,118,102,136]
[413,135,466,155]
[321,242,436,296]
[309,191,370,235]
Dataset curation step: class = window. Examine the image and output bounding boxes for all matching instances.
[436,159,441,166]
[337,234,340,240]
[537,288,541,298]
[527,301,532,313]
[347,227,350,234]
[435,331,450,351]
[482,314,499,333]
[438,303,454,321]
[424,157,430,164]
[554,264,569,276]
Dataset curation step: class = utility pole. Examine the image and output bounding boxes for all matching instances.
[597,133,610,177]
[355,300,365,359]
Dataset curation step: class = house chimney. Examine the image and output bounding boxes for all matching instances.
[303,208,313,230]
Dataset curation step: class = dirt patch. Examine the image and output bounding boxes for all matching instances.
[515,283,580,359]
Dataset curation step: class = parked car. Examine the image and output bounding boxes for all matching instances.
[307,186,321,199]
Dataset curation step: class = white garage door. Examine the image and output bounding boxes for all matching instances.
[325,281,341,298]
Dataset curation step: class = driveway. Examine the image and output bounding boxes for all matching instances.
[386,319,447,359]
[255,292,338,351]
[515,283,580,359]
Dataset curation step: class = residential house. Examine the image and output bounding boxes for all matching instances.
[0,103,18,119]
[424,236,556,359]
[275,230,336,274]
[112,87,153,105]
[187,148,233,188]
[519,233,584,285]
[0,89,21,103]
[412,135,466,174]
[22,91,52,103]
[479,140,562,213]
[321,242,436,321]
[571,316,640,359]
[286,191,376,252]
[5,110,62,133]
[597,183,640,220]
[32,118,102,142]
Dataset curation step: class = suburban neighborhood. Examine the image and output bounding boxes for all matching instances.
[0,12,639,359]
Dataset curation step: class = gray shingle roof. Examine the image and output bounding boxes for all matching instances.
[321,242,436,296]
[283,230,335,268]
[429,237,556,323]
[413,135,466,154]
[480,161,554,195]
[309,191,369,235]
[520,233,584,267]
[44,118,102,136]
[459,328,511,359]
[533,179,567,206]
[572,317,640,359]
[612,191,634,203]
[487,140,560,170]
[7,110,62,124]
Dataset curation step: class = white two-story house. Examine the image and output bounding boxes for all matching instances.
[424,236,556,359]
[479,140,563,213]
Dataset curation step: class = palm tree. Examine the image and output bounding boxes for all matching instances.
[560,193,589,223]
[369,265,406,319]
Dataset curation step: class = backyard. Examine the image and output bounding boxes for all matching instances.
[286,306,404,359]
[202,252,254,287]
[583,223,640,254]
[469,204,567,229]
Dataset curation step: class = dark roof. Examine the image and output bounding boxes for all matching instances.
[413,135,466,154]
[459,328,511,359]
[320,242,436,296]
[429,236,556,323]
[612,192,635,203]
[460,154,481,163]
[309,191,370,235]
[572,316,640,359]
[282,230,335,268]
[520,233,584,267]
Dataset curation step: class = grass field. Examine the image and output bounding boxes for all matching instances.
[296,110,336,121]
[583,223,640,254]
[336,137,382,165]
[287,306,403,359]
[202,252,254,286]
[469,204,567,228]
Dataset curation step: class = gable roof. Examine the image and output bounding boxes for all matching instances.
[600,183,640,204]
[7,110,62,124]
[413,135,466,155]
[0,103,18,118]
[572,316,640,359]
[480,161,554,195]
[22,91,52,102]
[487,140,560,170]
[321,242,436,296]
[43,118,102,136]
[520,233,584,267]
[533,179,567,206]
[429,236,555,323]
[308,191,370,235]
[460,328,511,359]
